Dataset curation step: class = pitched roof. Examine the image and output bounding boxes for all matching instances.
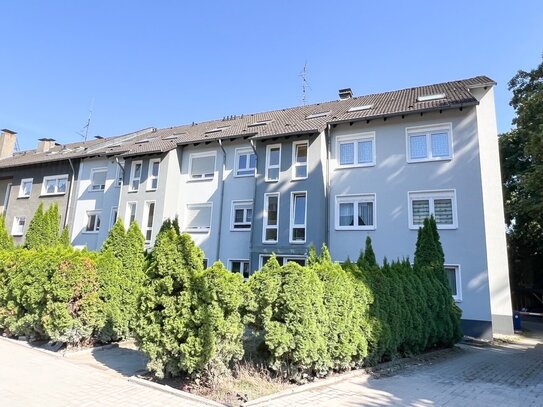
[0,76,494,166]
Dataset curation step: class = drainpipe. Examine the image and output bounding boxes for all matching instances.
[249,139,258,271]
[115,157,125,224]
[64,158,77,229]
[216,139,227,263]
[325,124,331,249]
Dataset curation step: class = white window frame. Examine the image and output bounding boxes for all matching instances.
[147,159,160,191]
[408,189,457,230]
[445,264,462,302]
[289,191,307,243]
[259,254,306,269]
[129,160,143,192]
[234,148,256,178]
[84,210,102,234]
[292,141,308,180]
[11,216,26,236]
[41,174,69,196]
[336,132,376,168]
[184,203,213,233]
[335,193,377,231]
[230,200,253,231]
[265,144,281,182]
[228,259,250,280]
[143,200,156,243]
[262,192,280,244]
[188,151,216,181]
[126,201,137,226]
[406,123,453,163]
[89,167,108,192]
[18,178,33,198]
[109,206,118,230]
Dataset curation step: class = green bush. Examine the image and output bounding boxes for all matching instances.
[0,215,14,250]
[0,248,104,345]
[25,203,66,249]
[135,220,245,380]
[246,255,329,376]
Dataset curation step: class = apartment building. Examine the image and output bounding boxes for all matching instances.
[0,76,512,338]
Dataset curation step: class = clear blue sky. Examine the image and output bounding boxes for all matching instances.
[1,1,542,151]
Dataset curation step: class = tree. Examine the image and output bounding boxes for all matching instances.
[0,215,14,250]
[59,226,71,248]
[25,203,64,249]
[500,56,543,290]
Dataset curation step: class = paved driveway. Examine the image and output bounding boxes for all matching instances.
[259,338,543,406]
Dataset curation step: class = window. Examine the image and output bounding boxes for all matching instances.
[445,265,462,301]
[335,194,376,230]
[235,148,256,177]
[126,202,137,226]
[189,152,216,180]
[292,141,308,179]
[11,216,25,236]
[406,123,452,162]
[90,168,107,191]
[18,178,33,198]
[337,133,375,167]
[147,159,160,191]
[42,175,68,195]
[408,190,457,229]
[290,192,307,243]
[231,200,253,231]
[230,260,250,279]
[110,207,118,230]
[129,161,142,191]
[143,201,155,242]
[115,162,124,187]
[85,211,101,233]
[185,203,212,232]
[260,255,306,268]
[263,193,279,243]
[202,258,209,269]
[265,144,281,182]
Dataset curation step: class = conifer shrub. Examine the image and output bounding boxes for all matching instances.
[25,203,66,249]
[0,215,14,250]
[245,255,329,377]
[0,248,104,344]
[135,220,245,380]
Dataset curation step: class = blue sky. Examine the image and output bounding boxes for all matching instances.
[1,1,542,151]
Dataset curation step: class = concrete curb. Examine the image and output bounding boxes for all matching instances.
[63,342,120,357]
[0,336,64,358]
[128,376,227,406]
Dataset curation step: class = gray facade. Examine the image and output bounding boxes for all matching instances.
[1,160,79,245]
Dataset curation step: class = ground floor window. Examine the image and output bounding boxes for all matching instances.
[445,264,461,302]
[230,260,250,279]
[259,254,306,269]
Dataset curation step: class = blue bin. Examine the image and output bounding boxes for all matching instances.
[513,311,521,331]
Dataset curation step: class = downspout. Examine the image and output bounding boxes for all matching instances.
[216,139,227,263]
[325,124,331,249]
[64,158,77,229]
[115,157,125,223]
[249,139,258,270]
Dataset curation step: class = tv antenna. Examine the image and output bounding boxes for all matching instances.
[77,98,94,142]
[299,62,311,105]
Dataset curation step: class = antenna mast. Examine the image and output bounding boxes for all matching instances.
[299,62,310,105]
[78,98,94,142]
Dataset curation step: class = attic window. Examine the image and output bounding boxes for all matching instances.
[109,144,121,148]
[248,119,273,127]
[348,104,374,113]
[417,93,446,102]
[163,135,178,140]
[305,111,330,120]
[135,139,149,144]
[205,126,230,134]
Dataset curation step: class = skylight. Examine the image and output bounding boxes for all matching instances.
[247,119,273,127]
[163,135,178,140]
[417,93,446,102]
[305,111,330,120]
[205,125,230,134]
[347,104,374,113]
[135,139,150,144]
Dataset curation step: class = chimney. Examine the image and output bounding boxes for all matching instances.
[37,138,56,153]
[0,129,17,159]
[339,88,353,99]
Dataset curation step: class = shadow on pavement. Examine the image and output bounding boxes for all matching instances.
[88,344,149,376]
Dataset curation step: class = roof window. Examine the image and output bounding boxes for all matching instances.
[248,119,273,127]
[347,104,374,113]
[305,111,331,120]
[416,93,446,102]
